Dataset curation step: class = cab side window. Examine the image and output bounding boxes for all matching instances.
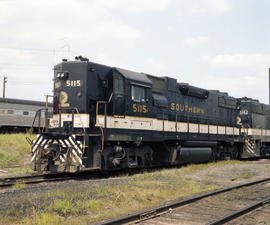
[7,109,14,114]
[23,111,29,116]
[114,73,124,95]
[131,85,146,102]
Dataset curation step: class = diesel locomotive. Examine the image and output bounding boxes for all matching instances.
[29,56,270,172]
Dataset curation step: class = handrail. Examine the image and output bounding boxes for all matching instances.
[31,108,48,134]
[73,107,86,134]
[96,101,108,152]
[31,106,88,135]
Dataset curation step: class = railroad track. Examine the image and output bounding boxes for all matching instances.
[0,169,102,188]
[0,164,188,189]
[1,159,269,189]
[97,177,270,225]
[207,197,270,225]
[0,173,78,188]
[0,166,162,189]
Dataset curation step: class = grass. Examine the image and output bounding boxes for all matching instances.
[217,186,253,202]
[53,199,79,216]
[0,133,34,174]
[24,213,62,225]
[19,160,243,224]
[0,149,248,225]
[12,181,26,189]
[265,164,270,171]
[181,160,244,174]
[47,178,216,224]
[234,172,255,180]
[1,164,222,225]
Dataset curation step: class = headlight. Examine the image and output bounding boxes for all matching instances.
[56,72,69,79]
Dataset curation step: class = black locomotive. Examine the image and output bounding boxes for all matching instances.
[29,56,270,172]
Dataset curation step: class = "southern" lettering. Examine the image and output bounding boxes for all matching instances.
[170,103,204,114]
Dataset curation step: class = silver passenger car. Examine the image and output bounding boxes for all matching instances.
[0,98,52,132]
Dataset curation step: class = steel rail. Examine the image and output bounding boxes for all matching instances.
[0,166,165,189]
[0,172,74,188]
[0,168,102,188]
[206,197,270,225]
[96,177,270,225]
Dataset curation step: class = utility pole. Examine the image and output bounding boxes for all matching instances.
[3,76,7,98]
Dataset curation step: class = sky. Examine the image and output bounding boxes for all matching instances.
[0,0,269,103]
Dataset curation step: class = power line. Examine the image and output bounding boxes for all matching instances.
[0,46,54,52]
[0,63,51,67]
[8,81,52,86]
[9,83,50,86]
[0,46,78,54]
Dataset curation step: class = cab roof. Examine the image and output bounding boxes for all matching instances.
[114,67,152,85]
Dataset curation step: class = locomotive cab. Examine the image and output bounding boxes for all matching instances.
[110,68,152,116]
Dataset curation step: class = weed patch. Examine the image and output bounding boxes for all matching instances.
[53,199,79,216]
[13,181,26,189]
[181,160,243,174]
[234,172,255,180]
[0,133,35,172]
[23,212,62,225]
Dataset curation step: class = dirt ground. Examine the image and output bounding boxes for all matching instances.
[140,159,270,225]
[140,181,270,225]
[185,159,270,187]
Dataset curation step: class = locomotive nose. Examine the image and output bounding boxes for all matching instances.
[49,60,92,131]
[239,108,249,126]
